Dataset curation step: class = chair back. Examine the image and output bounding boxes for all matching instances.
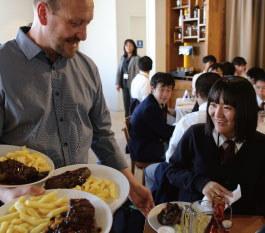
[122,116,131,145]
[129,98,140,115]
[125,116,131,132]
[122,115,154,185]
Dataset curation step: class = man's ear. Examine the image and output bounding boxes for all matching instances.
[151,86,155,93]
[37,2,49,25]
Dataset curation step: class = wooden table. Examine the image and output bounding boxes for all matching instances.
[144,215,265,233]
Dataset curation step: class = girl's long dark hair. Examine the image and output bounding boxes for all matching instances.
[205,76,258,143]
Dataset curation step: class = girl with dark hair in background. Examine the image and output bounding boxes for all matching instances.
[115,39,140,117]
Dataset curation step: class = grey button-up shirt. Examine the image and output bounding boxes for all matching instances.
[0,27,127,170]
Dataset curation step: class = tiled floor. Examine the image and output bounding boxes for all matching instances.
[88,111,143,183]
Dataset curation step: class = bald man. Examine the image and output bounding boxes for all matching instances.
[0,0,154,216]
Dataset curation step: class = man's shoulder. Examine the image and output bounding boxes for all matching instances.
[74,51,96,66]
[72,51,100,79]
[0,40,17,56]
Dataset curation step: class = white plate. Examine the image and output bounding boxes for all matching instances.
[0,189,112,233]
[46,164,129,213]
[148,201,190,232]
[0,145,54,188]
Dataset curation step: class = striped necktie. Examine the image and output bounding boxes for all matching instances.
[221,140,236,165]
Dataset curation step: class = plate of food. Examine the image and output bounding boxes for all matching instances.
[0,145,54,188]
[44,164,129,213]
[148,201,190,232]
[0,189,112,233]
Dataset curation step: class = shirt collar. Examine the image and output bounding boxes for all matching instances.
[16,27,42,60]
[212,128,243,152]
[198,102,207,111]
[151,93,164,109]
[139,71,149,78]
[256,95,264,106]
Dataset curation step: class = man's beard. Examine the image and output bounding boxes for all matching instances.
[54,36,80,58]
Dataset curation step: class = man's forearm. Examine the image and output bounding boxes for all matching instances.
[120,167,138,187]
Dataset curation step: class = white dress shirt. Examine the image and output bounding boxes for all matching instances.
[212,128,243,153]
[191,72,204,97]
[130,71,151,102]
[166,102,207,162]
[256,95,265,109]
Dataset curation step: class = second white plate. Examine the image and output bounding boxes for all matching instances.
[46,164,130,213]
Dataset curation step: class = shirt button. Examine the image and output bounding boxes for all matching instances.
[64,142,68,147]
[60,117,64,122]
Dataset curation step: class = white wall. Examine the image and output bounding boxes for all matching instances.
[146,0,166,78]
[79,0,119,111]
[116,0,146,61]
[80,0,147,112]
[0,0,33,44]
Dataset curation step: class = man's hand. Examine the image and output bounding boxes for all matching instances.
[121,168,155,217]
[0,186,45,203]
[202,181,233,203]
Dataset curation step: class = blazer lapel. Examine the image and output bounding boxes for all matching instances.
[128,56,134,71]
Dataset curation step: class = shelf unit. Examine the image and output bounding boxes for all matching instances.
[172,0,206,43]
[166,0,226,108]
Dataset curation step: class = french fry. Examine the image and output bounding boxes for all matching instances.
[109,183,116,199]
[38,190,58,203]
[25,200,54,209]
[30,222,49,233]
[6,226,14,233]
[0,222,9,233]
[0,212,19,223]
[13,225,27,233]
[47,206,68,218]
[25,208,41,219]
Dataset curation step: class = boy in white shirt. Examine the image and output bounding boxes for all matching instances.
[131,56,153,102]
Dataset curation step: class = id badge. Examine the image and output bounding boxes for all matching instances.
[123,73,129,79]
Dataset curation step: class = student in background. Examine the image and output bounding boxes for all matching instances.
[254,72,265,111]
[207,63,223,76]
[221,61,235,77]
[130,56,153,114]
[145,72,221,190]
[191,55,217,112]
[246,67,264,85]
[232,56,247,77]
[192,55,217,97]
[129,72,175,163]
[115,39,140,117]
